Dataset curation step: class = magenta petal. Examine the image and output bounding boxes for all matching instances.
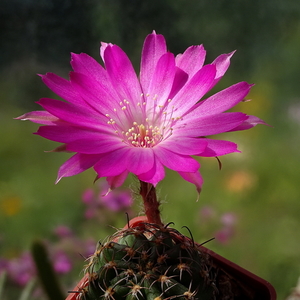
[211,51,235,86]
[171,64,216,116]
[103,44,142,104]
[70,53,107,80]
[229,115,268,131]
[94,148,130,177]
[126,148,154,174]
[15,111,60,125]
[140,31,167,92]
[37,98,106,129]
[178,171,203,194]
[100,42,115,63]
[184,82,253,118]
[198,139,239,157]
[145,52,176,109]
[36,126,102,143]
[137,158,165,186]
[66,138,126,154]
[175,45,206,78]
[56,153,102,183]
[154,147,200,172]
[160,137,207,155]
[175,112,248,136]
[106,171,129,189]
[69,72,119,114]
[37,125,115,143]
[40,73,84,106]
[168,67,189,98]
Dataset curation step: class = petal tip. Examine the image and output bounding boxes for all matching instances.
[228,50,236,57]
[14,114,26,120]
[55,176,61,184]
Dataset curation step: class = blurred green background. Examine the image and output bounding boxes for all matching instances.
[1,0,300,299]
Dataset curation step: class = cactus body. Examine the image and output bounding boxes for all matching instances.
[78,222,217,300]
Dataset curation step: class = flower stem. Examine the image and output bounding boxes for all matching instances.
[139,181,162,225]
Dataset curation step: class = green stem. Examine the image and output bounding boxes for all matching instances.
[139,181,163,225]
[18,279,36,300]
[0,272,6,300]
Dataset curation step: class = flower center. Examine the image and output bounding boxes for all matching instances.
[105,96,178,148]
[123,121,163,148]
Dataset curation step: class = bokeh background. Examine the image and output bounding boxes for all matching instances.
[1,0,300,299]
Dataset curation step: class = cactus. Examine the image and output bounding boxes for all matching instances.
[76,221,217,300]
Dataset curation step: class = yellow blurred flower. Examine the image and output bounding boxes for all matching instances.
[224,170,257,193]
[0,195,22,216]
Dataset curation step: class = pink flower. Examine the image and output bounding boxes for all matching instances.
[6,252,36,286]
[53,225,73,238]
[82,181,132,217]
[220,212,237,227]
[17,31,265,191]
[214,227,235,245]
[0,258,9,274]
[52,250,72,274]
[199,205,216,220]
[99,186,132,211]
